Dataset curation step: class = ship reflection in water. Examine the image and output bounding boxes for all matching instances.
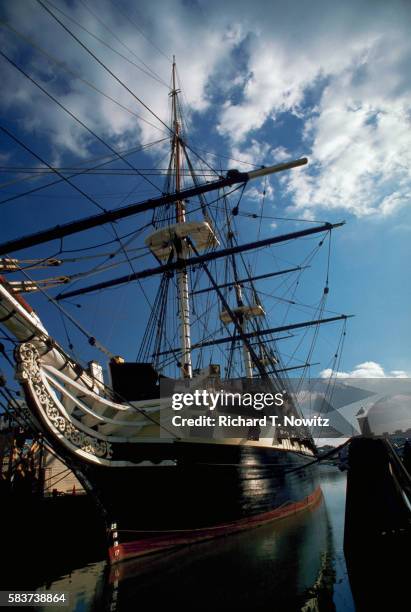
[35,466,354,612]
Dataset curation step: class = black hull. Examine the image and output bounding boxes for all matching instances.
[67,441,320,561]
[17,369,319,562]
[14,341,321,561]
[84,443,317,525]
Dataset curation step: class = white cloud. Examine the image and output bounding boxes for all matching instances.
[214,2,411,218]
[285,44,411,217]
[320,361,410,379]
[1,0,410,219]
[231,139,272,170]
[271,146,290,162]
[246,181,274,203]
[0,0,237,159]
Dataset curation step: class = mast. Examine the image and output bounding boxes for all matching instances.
[226,222,254,378]
[171,58,192,378]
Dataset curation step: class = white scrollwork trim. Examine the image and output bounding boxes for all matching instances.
[16,343,112,459]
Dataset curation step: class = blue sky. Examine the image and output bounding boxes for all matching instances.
[0,0,410,380]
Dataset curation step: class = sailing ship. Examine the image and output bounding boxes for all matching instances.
[0,57,350,564]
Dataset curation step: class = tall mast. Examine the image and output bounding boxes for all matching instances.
[171,57,192,378]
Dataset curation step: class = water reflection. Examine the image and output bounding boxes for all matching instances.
[34,466,354,612]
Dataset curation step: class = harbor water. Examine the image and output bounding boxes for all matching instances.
[23,464,354,611]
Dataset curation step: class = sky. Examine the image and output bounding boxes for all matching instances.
[0,0,410,380]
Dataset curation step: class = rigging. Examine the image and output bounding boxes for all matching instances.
[0,158,308,255]
[55,221,342,299]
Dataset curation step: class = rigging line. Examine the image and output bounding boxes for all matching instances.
[58,244,148,262]
[316,324,344,415]
[252,175,267,273]
[0,334,18,345]
[326,229,332,287]
[0,388,39,437]
[0,125,105,212]
[179,150,233,253]
[281,257,317,325]
[238,210,327,224]
[31,0,169,89]
[114,148,171,213]
[102,224,140,299]
[9,256,114,358]
[159,316,234,376]
[0,168,220,176]
[182,146,260,169]
[0,138,167,207]
[77,0,169,87]
[247,287,346,317]
[63,151,171,294]
[171,77,217,178]
[186,238,274,384]
[0,343,15,368]
[134,272,183,370]
[297,299,326,393]
[314,321,347,446]
[0,388,75,473]
[153,268,233,371]
[140,273,169,362]
[56,223,339,299]
[327,322,347,412]
[141,286,181,370]
[60,224,153,253]
[46,469,72,489]
[1,143,151,174]
[174,67,252,181]
[287,285,326,393]
[284,300,323,371]
[0,50,161,193]
[14,249,63,272]
[224,209,286,350]
[58,309,81,363]
[112,0,172,64]
[137,280,161,360]
[0,122,145,280]
[183,140,221,177]
[180,145,212,221]
[283,239,330,382]
[223,210,266,337]
[265,240,325,318]
[0,21,169,135]
[65,251,150,282]
[62,232,151,293]
[36,0,174,136]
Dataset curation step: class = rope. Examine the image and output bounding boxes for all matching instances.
[284,438,352,474]
[0,139,167,206]
[7,256,114,358]
[35,0,173,136]
[77,0,169,88]
[0,50,161,194]
[0,20,168,135]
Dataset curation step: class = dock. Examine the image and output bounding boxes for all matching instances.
[344,436,411,610]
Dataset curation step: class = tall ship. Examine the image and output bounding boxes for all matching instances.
[0,56,350,564]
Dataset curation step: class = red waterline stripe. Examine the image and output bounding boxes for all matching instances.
[108,486,323,564]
